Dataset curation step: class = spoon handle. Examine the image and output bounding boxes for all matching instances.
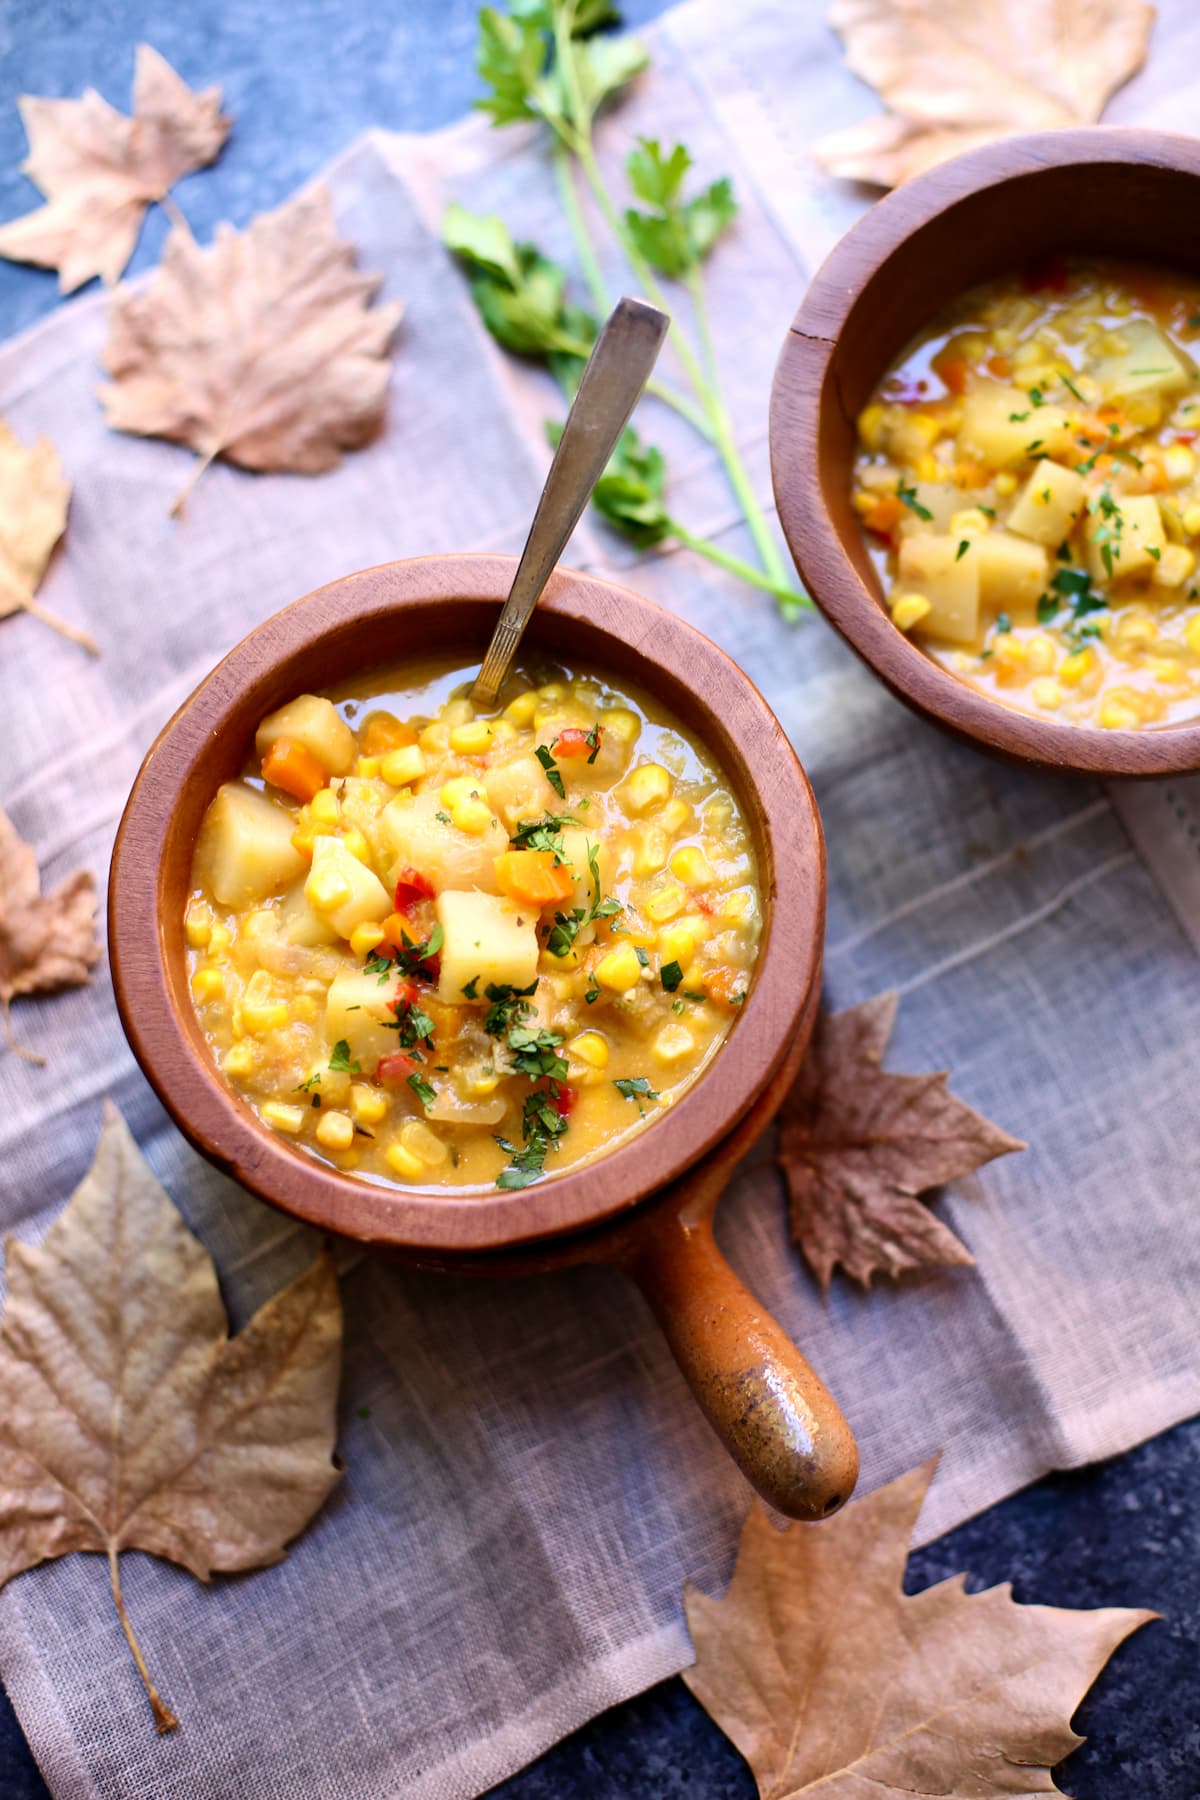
[472,295,669,707]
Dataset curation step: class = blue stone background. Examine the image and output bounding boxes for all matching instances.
[0,2,1196,1793]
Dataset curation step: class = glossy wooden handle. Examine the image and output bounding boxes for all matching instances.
[626,1204,859,1521]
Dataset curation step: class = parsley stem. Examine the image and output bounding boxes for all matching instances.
[667,519,810,611]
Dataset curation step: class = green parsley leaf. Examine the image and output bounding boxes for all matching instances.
[994,613,1012,635]
[329,1040,360,1075]
[510,811,579,858]
[585,977,600,1004]
[955,538,970,562]
[535,742,566,800]
[660,959,684,992]
[624,136,737,278]
[407,1071,437,1109]
[483,979,539,1036]
[896,480,932,521]
[435,809,452,825]
[1008,410,1030,422]
[613,1075,660,1113]
[461,976,480,999]
[1060,371,1085,402]
[634,945,649,968]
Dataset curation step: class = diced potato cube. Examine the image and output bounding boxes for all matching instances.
[559,829,614,915]
[278,880,339,947]
[305,836,391,939]
[1092,320,1193,407]
[1086,492,1165,583]
[1006,460,1087,547]
[195,782,306,908]
[974,530,1050,610]
[325,971,404,1072]
[435,890,539,1002]
[894,481,961,535]
[958,385,1074,468]
[255,694,356,776]
[895,534,980,643]
[380,791,505,892]
[483,752,560,830]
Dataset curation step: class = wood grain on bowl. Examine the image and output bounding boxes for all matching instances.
[109,553,851,1519]
[771,126,1200,777]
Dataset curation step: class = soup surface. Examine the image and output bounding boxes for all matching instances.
[186,659,760,1191]
[853,259,1200,728]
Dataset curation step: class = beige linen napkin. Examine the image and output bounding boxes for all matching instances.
[2,2,1200,1796]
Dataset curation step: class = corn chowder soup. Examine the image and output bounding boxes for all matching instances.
[853,259,1200,728]
[186,660,760,1191]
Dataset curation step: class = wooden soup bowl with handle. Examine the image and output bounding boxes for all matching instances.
[109,553,858,1521]
[771,126,1200,776]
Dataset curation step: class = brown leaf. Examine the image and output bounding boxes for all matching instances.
[0,806,100,1064]
[777,992,1024,1289]
[99,185,404,515]
[0,417,96,653]
[0,44,231,292]
[815,0,1155,187]
[684,1460,1156,1798]
[0,1104,342,1731]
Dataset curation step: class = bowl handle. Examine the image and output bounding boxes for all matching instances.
[621,1182,859,1520]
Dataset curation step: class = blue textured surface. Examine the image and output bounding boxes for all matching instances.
[0,3,1197,1796]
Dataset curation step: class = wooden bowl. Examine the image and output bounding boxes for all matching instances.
[771,127,1200,776]
[110,554,858,1520]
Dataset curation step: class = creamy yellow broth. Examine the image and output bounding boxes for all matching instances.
[185,658,760,1192]
[852,259,1200,728]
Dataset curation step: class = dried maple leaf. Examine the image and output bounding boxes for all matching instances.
[684,1460,1155,1798]
[0,417,95,653]
[815,0,1155,188]
[0,806,100,1064]
[99,185,404,515]
[777,992,1023,1289]
[0,44,231,293]
[0,1104,342,1732]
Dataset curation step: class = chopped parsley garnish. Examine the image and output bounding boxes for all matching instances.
[407,1071,437,1108]
[506,1024,568,1083]
[585,977,600,1004]
[389,996,435,1051]
[510,811,579,859]
[1060,371,1085,403]
[613,1076,660,1113]
[545,841,621,957]
[584,723,602,764]
[535,743,566,800]
[1024,439,1044,456]
[682,988,708,1004]
[329,1040,360,1075]
[435,809,452,825]
[495,1090,569,1190]
[1056,540,1072,561]
[1129,366,1172,375]
[978,504,996,518]
[994,613,1012,635]
[634,945,649,968]
[295,1071,322,1109]
[391,922,444,978]
[364,950,394,983]
[1008,409,1030,422]
[896,480,932,521]
[1038,565,1108,627]
[483,979,538,1037]
[1029,387,1045,407]
[955,538,970,562]
[1037,593,1058,625]
[1148,544,1161,561]
[461,976,479,999]
[1091,487,1123,578]
[671,999,684,1015]
[660,959,684,992]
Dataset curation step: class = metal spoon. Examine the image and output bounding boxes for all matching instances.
[472,295,669,708]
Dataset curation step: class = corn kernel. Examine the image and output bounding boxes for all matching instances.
[315,1111,355,1152]
[386,1142,424,1180]
[594,942,643,992]
[657,922,700,967]
[1149,656,1186,685]
[1154,544,1196,588]
[1024,634,1056,676]
[207,923,232,960]
[242,971,288,1035]
[903,413,940,449]
[307,867,352,913]
[995,471,1018,496]
[311,788,340,827]
[291,827,315,858]
[632,824,670,878]
[504,690,538,726]
[1031,677,1064,710]
[222,1041,256,1077]
[240,910,275,942]
[852,488,877,516]
[914,452,938,483]
[293,994,319,1022]
[537,681,566,702]
[652,1022,695,1064]
[994,635,1027,667]
[722,891,754,924]
[184,905,212,949]
[1098,695,1142,730]
[1183,504,1200,538]
[856,402,886,452]
[1059,646,1096,686]
[465,1065,503,1095]
[624,763,672,814]
[600,707,641,745]
[569,1030,609,1068]
[262,1102,306,1135]
[452,796,493,834]
[418,722,449,754]
[1116,613,1156,649]
[191,968,224,1003]
[645,883,687,923]
[450,719,495,754]
[342,828,370,863]
[1186,617,1200,654]
[355,755,381,778]
[399,1119,448,1165]
[350,922,386,958]
[949,508,991,536]
[669,845,716,889]
[890,593,932,633]
[1164,445,1196,485]
[540,944,582,973]
[658,798,693,836]
[381,744,427,787]
[490,719,518,745]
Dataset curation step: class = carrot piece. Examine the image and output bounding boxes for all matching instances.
[361,713,417,756]
[702,966,748,1008]
[555,726,600,759]
[493,850,576,907]
[863,493,903,535]
[261,736,327,803]
[985,353,1012,378]
[932,352,969,395]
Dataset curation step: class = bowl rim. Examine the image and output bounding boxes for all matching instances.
[770,125,1200,777]
[109,552,824,1256]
